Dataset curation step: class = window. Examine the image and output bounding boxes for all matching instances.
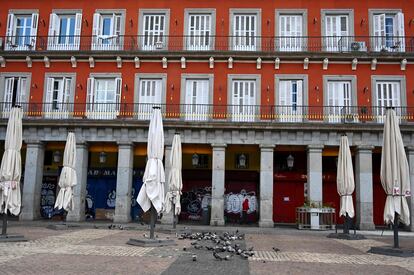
[44,75,74,118]
[48,12,82,50]
[5,12,38,51]
[326,81,352,123]
[323,76,357,123]
[1,75,29,117]
[278,80,303,122]
[277,14,304,51]
[230,9,261,51]
[184,9,215,51]
[228,75,260,122]
[372,76,406,123]
[87,76,122,119]
[139,10,170,51]
[375,80,401,122]
[135,75,166,120]
[92,11,124,50]
[371,11,405,52]
[321,10,354,52]
[181,75,213,121]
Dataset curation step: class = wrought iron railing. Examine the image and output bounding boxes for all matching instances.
[1,103,412,124]
[1,35,413,53]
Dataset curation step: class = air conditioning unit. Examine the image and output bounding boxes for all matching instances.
[350,41,367,52]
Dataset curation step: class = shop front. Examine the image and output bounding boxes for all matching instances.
[273,148,306,224]
[224,145,260,225]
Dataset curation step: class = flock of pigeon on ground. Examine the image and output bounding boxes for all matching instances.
[178,231,258,262]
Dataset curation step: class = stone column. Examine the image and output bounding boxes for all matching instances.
[20,142,45,220]
[355,146,375,230]
[407,147,414,232]
[161,145,173,224]
[113,142,134,223]
[67,142,89,222]
[259,145,275,227]
[307,145,323,206]
[210,144,226,226]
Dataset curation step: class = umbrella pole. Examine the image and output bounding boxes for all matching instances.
[150,205,156,239]
[172,201,176,229]
[343,213,350,235]
[1,202,7,236]
[393,213,399,249]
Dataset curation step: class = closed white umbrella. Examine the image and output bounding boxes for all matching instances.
[54,132,77,211]
[137,107,165,214]
[0,107,23,216]
[337,135,355,219]
[381,109,411,226]
[165,133,182,224]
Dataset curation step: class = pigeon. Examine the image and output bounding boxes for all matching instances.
[213,252,224,261]
[224,254,233,261]
[183,247,187,251]
[272,247,280,252]
[194,244,203,250]
[192,254,197,261]
[240,253,249,259]
[191,241,198,245]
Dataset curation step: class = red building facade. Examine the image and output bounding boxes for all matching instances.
[0,0,413,229]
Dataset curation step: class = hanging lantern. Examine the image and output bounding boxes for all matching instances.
[99,151,107,164]
[238,153,247,169]
[53,150,62,163]
[192,153,199,167]
[287,154,294,170]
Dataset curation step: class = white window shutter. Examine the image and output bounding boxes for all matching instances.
[48,13,58,48]
[373,14,386,36]
[4,77,14,102]
[18,78,27,105]
[74,13,83,49]
[86,77,95,111]
[279,81,287,106]
[396,12,405,52]
[115,77,122,109]
[114,14,122,46]
[30,13,39,48]
[6,14,16,45]
[45,77,54,104]
[185,80,192,105]
[296,80,303,106]
[92,13,101,46]
[64,78,72,104]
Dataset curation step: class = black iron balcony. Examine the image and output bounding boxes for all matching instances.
[1,35,413,54]
[1,103,412,124]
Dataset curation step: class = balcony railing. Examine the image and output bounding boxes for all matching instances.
[2,103,412,124]
[1,35,413,53]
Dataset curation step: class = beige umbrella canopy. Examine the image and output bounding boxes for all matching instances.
[137,107,165,213]
[0,107,23,216]
[380,109,411,225]
[337,135,355,218]
[165,133,182,216]
[54,132,77,211]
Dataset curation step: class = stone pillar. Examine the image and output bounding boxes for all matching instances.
[259,145,275,227]
[67,142,89,222]
[20,142,45,220]
[355,146,375,230]
[161,145,173,224]
[210,144,226,226]
[407,147,414,232]
[113,142,134,223]
[307,145,323,206]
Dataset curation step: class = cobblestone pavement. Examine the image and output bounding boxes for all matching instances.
[0,225,412,274]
